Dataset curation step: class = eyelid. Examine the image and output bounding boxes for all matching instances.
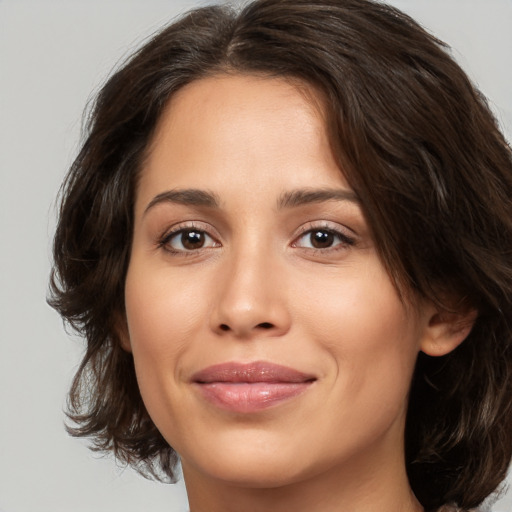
[155,219,356,255]
[291,221,356,249]
[157,221,222,253]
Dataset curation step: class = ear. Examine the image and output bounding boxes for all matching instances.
[114,311,132,353]
[420,304,478,357]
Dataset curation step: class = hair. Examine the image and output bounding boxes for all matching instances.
[48,0,512,510]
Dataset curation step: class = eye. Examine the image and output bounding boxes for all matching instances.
[161,228,219,252]
[293,228,354,250]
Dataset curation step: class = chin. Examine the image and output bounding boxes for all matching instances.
[187,455,310,489]
[178,429,316,488]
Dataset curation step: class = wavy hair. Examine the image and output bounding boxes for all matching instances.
[49,1,512,510]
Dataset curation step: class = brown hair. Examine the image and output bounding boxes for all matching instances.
[49,1,512,510]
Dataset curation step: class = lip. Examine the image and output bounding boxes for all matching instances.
[191,361,316,413]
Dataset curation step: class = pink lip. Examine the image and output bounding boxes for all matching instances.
[191,361,316,413]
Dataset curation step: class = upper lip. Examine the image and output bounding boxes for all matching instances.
[191,361,316,384]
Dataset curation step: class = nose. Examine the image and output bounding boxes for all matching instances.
[209,245,291,339]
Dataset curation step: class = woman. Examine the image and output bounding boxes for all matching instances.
[49,0,512,511]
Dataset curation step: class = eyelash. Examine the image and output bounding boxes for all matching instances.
[157,222,356,255]
[157,222,219,255]
[292,224,356,253]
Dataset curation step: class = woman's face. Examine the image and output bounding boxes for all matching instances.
[124,74,434,489]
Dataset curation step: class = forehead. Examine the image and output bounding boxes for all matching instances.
[154,73,327,133]
[146,73,329,164]
[136,74,345,209]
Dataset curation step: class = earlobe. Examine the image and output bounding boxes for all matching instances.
[119,332,133,353]
[420,307,478,357]
[114,312,132,353]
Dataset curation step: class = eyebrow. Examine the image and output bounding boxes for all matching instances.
[144,189,220,215]
[277,188,359,209]
[143,186,359,215]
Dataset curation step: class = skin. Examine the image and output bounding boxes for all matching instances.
[122,74,470,512]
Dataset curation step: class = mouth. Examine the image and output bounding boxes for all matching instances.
[191,361,316,413]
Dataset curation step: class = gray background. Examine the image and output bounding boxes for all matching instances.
[1,1,511,511]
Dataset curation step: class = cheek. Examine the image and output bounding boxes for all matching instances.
[298,264,421,408]
[126,272,194,352]
[123,260,211,396]
[123,260,218,445]
[298,262,418,348]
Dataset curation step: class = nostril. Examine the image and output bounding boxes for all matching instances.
[217,322,275,333]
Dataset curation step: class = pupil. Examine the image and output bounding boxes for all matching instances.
[182,230,204,249]
[312,230,333,248]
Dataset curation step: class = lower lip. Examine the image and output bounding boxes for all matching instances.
[195,382,312,413]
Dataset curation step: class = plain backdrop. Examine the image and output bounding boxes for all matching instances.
[1,1,511,511]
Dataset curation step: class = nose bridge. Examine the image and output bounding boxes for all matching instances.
[210,234,290,337]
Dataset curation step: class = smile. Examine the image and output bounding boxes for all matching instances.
[191,361,316,413]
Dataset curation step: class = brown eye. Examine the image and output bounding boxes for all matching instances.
[310,230,335,249]
[294,228,355,251]
[181,230,205,250]
[163,228,218,252]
